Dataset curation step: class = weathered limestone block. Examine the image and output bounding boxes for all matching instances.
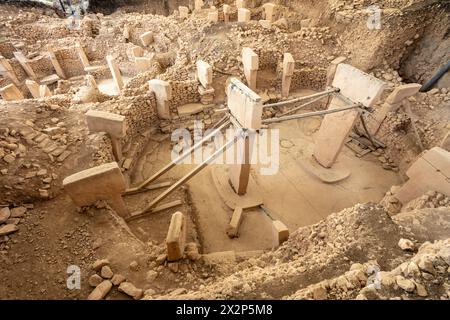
[194,0,204,11]
[179,6,189,19]
[208,9,219,23]
[0,83,24,101]
[149,79,172,120]
[236,0,246,9]
[39,85,51,98]
[223,4,231,22]
[135,57,153,72]
[140,31,154,47]
[196,60,213,88]
[227,78,262,195]
[85,110,126,138]
[395,147,450,204]
[88,280,112,300]
[85,110,126,161]
[62,162,128,218]
[314,64,386,168]
[386,83,422,105]
[238,8,251,22]
[282,53,295,97]
[13,51,37,80]
[75,43,90,68]
[25,79,40,98]
[259,20,271,28]
[242,47,258,90]
[226,207,243,238]
[262,3,276,22]
[326,56,347,87]
[272,220,289,249]
[131,46,145,58]
[106,55,124,93]
[227,77,262,129]
[166,212,187,261]
[47,50,66,79]
[0,55,20,85]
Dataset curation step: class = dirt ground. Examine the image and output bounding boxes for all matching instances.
[0,0,449,300]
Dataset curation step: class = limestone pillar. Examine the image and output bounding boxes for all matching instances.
[149,79,172,120]
[106,55,124,93]
[242,47,258,91]
[281,53,295,98]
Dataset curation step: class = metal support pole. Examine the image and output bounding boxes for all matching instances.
[125,117,230,194]
[263,88,339,109]
[262,103,362,124]
[132,136,237,217]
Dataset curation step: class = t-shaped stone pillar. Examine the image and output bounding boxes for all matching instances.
[75,42,90,68]
[13,51,37,80]
[236,0,246,9]
[208,8,219,23]
[25,79,40,98]
[227,78,262,195]
[47,50,66,79]
[0,55,20,85]
[262,3,276,22]
[223,5,231,22]
[62,162,129,218]
[281,53,295,98]
[238,8,251,22]
[194,0,204,11]
[149,79,172,120]
[242,47,258,91]
[196,60,213,88]
[314,64,386,168]
[106,55,124,93]
[179,6,189,19]
[0,83,24,101]
[140,31,154,47]
[85,110,126,162]
[166,211,187,261]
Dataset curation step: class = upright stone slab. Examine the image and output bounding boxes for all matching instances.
[367,83,421,135]
[0,83,24,101]
[208,9,219,23]
[166,211,187,261]
[85,110,126,161]
[226,206,244,238]
[106,55,124,93]
[313,64,386,168]
[326,56,347,87]
[131,46,145,58]
[236,0,246,9]
[227,78,262,195]
[242,47,258,91]
[194,0,204,11]
[135,57,153,72]
[13,51,37,80]
[25,79,41,98]
[75,43,90,68]
[272,220,289,249]
[395,147,450,204]
[179,6,189,19]
[196,60,213,88]
[39,84,52,98]
[62,162,128,218]
[47,50,66,79]
[140,31,154,47]
[223,4,231,22]
[0,55,20,85]
[262,3,276,22]
[149,79,172,120]
[281,53,295,97]
[238,8,251,22]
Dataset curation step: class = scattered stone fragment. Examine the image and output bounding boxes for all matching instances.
[398,238,415,251]
[0,207,11,224]
[88,274,103,287]
[0,224,19,236]
[395,275,416,293]
[88,280,113,300]
[92,259,110,271]
[118,282,143,300]
[111,274,126,286]
[100,265,114,279]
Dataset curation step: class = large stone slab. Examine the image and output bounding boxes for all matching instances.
[0,83,24,101]
[62,162,127,207]
[395,147,450,204]
[227,77,262,130]
[166,211,187,261]
[314,64,386,168]
[149,79,172,119]
[85,110,126,138]
[196,60,213,88]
